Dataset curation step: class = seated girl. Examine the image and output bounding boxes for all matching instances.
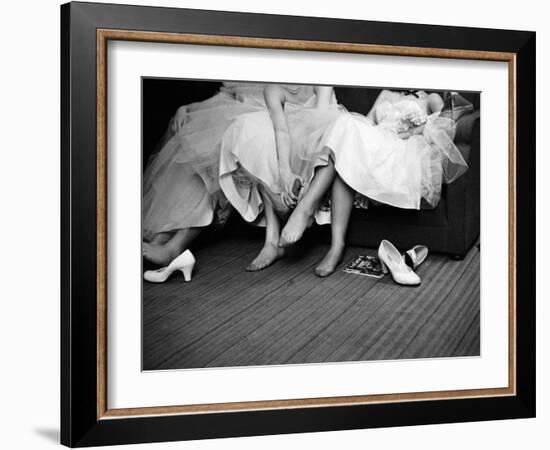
[219,84,343,271]
[142,82,269,267]
[279,88,469,277]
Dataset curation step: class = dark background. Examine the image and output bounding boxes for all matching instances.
[142,79,222,167]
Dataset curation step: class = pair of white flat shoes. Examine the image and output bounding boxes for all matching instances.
[143,249,196,283]
[378,240,428,286]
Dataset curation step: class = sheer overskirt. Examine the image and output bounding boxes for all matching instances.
[142,88,267,240]
[219,93,343,224]
[318,108,468,211]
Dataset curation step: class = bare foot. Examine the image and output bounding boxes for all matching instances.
[314,244,345,277]
[279,207,314,247]
[246,243,285,272]
[143,242,180,266]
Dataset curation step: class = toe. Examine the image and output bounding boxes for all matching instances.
[279,234,293,248]
[314,267,326,277]
[246,261,263,272]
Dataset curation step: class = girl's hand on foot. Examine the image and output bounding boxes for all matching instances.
[280,175,302,209]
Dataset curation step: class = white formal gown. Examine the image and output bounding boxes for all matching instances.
[219,86,343,224]
[318,92,468,211]
[142,83,268,240]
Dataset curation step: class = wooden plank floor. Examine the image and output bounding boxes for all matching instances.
[143,235,480,370]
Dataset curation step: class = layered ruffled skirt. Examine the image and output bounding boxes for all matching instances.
[219,100,344,225]
[142,91,266,240]
[318,112,468,211]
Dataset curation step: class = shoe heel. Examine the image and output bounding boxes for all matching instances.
[380,259,388,274]
[180,263,194,282]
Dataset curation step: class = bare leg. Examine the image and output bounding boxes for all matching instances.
[143,228,201,266]
[150,232,172,245]
[279,159,336,247]
[315,175,354,277]
[247,191,285,271]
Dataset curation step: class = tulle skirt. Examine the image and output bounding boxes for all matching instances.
[286,101,345,188]
[219,100,344,225]
[142,91,266,240]
[318,112,468,210]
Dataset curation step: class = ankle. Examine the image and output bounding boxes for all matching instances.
[294,199,315,217]
[264,230,280,245]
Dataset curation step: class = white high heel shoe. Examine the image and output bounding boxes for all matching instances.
[403,245,429,270]
[378,240,421,286]
[144,249,196,283]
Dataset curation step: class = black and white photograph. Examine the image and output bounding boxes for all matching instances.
[1,0,543,446]
[141,79,480,371]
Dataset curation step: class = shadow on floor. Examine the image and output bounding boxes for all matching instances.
[34,428,59,444]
